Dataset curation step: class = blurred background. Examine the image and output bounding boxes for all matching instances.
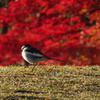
[0,0,100,66]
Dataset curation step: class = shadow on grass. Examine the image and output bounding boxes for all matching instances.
[3,90,48,100]
[14,90,47,94]
[3,95,46,100]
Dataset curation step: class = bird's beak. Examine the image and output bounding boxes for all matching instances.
[21,47,23,51]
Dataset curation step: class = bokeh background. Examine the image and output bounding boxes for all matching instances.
[0,0,100,66]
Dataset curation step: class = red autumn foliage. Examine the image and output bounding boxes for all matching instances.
[0,0,100,66]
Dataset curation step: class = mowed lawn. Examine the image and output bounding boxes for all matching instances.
[0,65,100,100]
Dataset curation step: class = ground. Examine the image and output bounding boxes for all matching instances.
[0,65,100,100]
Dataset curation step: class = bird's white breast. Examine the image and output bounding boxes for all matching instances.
[22,50,46,64]
[22,51,34,64]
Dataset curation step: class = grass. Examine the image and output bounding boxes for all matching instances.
[0,65,100,100]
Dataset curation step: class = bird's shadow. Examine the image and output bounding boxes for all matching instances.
[3,90,47,100]
[3,95,45,100]
[14,90,47,94]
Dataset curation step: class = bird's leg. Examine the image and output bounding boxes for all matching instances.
[32,63,37,71]
[24,60,29,68]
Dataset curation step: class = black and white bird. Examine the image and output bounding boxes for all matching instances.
[21,44,65,67]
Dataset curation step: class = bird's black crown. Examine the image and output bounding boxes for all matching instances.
[24,44,31,47]
[21,44,31,50]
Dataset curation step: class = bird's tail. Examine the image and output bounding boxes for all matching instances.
[50,58,66,62]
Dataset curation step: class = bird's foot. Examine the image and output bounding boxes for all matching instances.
[31,63,37,71]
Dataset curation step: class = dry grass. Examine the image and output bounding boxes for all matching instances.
[0,65,100,100]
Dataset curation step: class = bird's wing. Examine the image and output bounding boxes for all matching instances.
[25,47,43,54]
[25,47,50,59]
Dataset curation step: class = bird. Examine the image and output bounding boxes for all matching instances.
[21,44,65,68]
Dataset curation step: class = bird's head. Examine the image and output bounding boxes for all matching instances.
[21,44,31,51]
